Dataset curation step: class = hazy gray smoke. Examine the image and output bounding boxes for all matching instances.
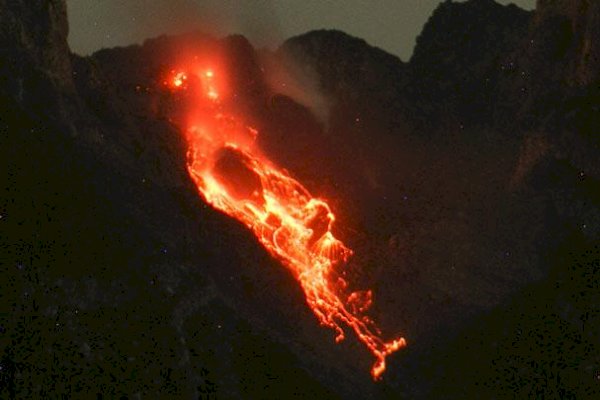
[261,49,333,126]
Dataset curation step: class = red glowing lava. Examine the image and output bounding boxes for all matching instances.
[166,65,406,380]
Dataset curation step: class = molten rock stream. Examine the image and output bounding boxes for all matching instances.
[168,66,406,380]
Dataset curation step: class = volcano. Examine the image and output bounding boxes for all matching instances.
[1,0,599,398]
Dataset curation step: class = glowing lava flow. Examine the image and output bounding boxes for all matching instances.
[168,67,406,380]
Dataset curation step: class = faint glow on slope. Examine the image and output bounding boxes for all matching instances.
[166,67,406,380]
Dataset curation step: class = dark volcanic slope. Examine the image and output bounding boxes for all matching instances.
[2,0,599,399]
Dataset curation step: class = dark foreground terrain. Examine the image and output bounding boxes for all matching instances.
[1,0,599,398]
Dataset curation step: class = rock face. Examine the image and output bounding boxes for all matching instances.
[0,0,71,81]
[409,0,531,126]
[535,0,600,85]
[2,0,599,398]
[0,0,74,123]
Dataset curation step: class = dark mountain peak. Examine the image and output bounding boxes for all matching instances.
[279,29,405,97]
[281,28,404,70]
[411,0,531,68]
[283,29,389,58]
[403,0,530,128]
[284,29,363,48]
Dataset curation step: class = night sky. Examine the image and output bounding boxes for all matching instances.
[66,0,535,61]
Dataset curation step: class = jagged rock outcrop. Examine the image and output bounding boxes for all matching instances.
[409,0,531,127]
[0,0,72,85]
[0,0,76,133]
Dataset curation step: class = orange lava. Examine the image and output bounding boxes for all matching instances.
[167,66,406,380]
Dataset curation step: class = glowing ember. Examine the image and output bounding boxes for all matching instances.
[207,89,219,100]
[172,71,187,88]
[168,67,406,380]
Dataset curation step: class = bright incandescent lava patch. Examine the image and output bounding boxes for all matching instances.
[166,63,406,380]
